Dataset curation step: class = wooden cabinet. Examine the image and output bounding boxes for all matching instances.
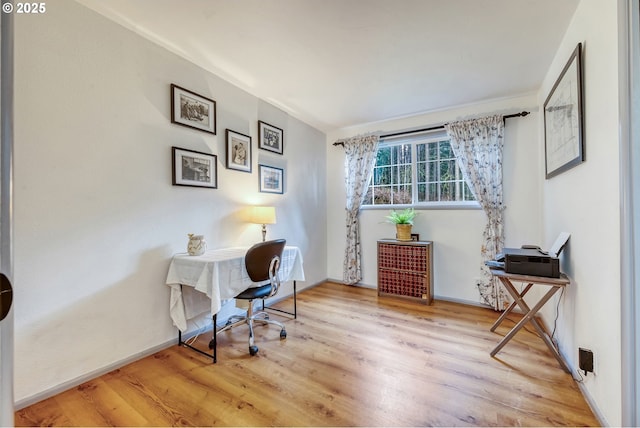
[377,239,433,304]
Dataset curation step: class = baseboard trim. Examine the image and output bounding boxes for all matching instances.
[433,294,491,308]
[575,379,608,426]
[326,278,377,289]
[326,280,498,310]
[14,338,177,410]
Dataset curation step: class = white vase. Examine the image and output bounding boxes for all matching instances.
[187,234,207,256]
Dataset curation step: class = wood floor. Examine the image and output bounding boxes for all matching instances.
[15,281,598,427]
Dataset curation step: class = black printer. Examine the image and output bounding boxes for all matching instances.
[492,233,570,278]
[500,247,560,278]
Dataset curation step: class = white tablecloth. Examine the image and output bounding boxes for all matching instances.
[166,246,304,331]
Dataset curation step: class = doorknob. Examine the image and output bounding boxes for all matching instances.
[0,273,12,321]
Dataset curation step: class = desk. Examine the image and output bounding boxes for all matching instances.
[166,246,304,361]
[489,268,570,373]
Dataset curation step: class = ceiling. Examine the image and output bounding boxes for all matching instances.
[77,0,579,133]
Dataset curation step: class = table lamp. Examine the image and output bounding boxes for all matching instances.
[249,206,276,242]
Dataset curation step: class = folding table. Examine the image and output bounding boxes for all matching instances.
[489,268,571,373]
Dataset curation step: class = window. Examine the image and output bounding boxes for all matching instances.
[367,143,413,205]
[363,131,477,207]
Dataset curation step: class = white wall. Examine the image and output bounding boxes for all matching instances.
[538,0,621,425]
[326,94,542,304]
[13,0,327,404]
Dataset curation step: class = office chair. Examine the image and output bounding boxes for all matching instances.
[218,239,287,356]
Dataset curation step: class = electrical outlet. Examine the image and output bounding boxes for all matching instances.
[579,348,594,375]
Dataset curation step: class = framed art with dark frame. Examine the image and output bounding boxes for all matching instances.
[172,147,217,189]
[225,129,252,173]
[543,43,584,179]
[258,164,284,194]
[171,84,217,135]
[258,120,283,154]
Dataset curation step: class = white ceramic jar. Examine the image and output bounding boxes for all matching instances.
[187,234,206,256]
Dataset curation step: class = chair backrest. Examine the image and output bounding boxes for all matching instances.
[245,239,286,283]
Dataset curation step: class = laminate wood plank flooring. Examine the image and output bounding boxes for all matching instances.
[15,281,599,426]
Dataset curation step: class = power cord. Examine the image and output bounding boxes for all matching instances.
[184,319,209,346]
[572,368,585,383]
[550,287,565,350]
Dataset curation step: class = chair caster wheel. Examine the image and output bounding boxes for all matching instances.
[249,345,259,356]
[280,329,287,339]
[208,340,215,349]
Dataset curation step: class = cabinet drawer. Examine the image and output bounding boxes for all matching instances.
[396,244,428,272]
[378,243,398,269]
[379,269,427,300]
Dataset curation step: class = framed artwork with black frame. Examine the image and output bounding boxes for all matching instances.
[225,129,252,173]
[258,120,283,154]
[543,43,584,179]
[172,147,217,189]
[258,164,284,194]
[171,84,217,135]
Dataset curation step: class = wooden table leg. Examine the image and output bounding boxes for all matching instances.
[491,282,533,332]
[491,277,570,373]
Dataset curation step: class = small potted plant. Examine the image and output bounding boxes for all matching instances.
[385,208,416,241]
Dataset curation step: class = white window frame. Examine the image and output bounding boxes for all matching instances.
[368,143,413,206]
[362,130,480,210]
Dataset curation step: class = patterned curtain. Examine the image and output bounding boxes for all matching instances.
[444,115,508,310]
[343,134,379,285]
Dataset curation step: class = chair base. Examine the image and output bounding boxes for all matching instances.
[217,300,286,356]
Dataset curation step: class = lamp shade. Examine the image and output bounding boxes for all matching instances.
[249,206,276,225]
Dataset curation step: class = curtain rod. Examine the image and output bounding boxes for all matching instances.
[333,111,530,146]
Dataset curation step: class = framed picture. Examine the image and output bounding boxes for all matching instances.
[225,129,252,173]
[171,84,216,135]
[258,121,283,155]
[172,147,217,189]
[258,164,284,194]
[543,43,584,179]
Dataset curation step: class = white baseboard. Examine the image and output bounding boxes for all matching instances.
[574,373,608,426]
[327,280,497,309]
[14,338,177,410]
[433,294,492,308]
[326,278,377,289]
